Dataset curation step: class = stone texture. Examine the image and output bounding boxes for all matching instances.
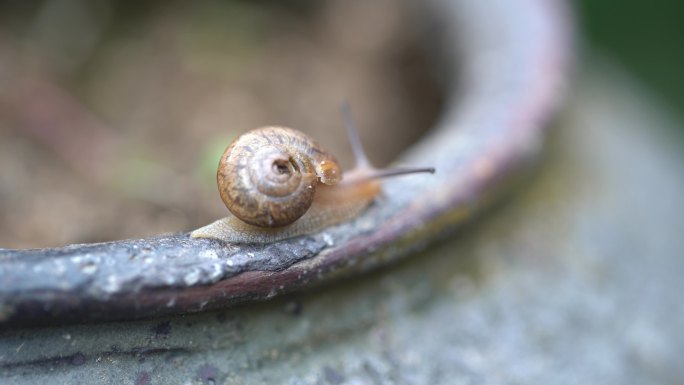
[1,64,683,384]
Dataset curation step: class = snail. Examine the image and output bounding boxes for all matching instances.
[191,104,435,244]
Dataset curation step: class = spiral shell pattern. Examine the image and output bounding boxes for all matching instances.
[217,126,341,227]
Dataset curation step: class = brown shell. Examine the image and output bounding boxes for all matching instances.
[217,126,342,227]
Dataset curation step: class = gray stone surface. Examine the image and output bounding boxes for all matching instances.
[1,64,683,384]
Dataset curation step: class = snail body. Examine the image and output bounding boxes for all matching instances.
[191,106,433,244]
[191,168,381,244]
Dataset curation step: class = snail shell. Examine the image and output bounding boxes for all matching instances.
[191,108,434,244]
[217,126,341,227]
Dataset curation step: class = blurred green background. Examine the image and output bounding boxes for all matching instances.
[577,0,684,123]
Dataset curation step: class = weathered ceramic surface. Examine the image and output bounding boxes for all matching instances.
[1,66,683,384]
[0,0,572,327]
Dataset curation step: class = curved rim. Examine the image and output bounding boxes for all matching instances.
[0,0,573,328]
